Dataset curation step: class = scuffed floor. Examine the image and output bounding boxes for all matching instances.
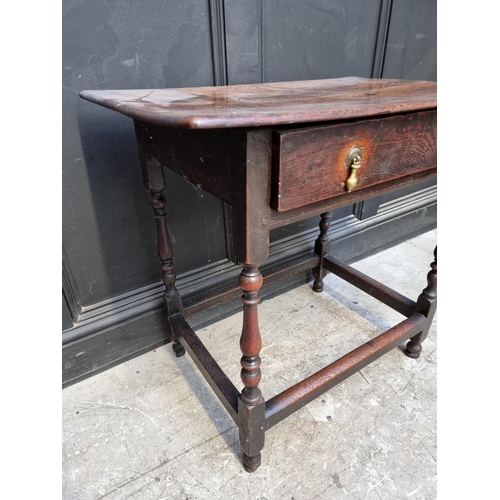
[62,229,437,500]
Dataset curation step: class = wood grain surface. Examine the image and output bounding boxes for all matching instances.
[80,77,436,129]
[272,110,436,211]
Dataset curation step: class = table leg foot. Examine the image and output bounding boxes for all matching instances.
[404,246,437,359]
[172,342,185,357]
[312,280,324,293]
[312,212,332,293]
[404,339,422,359]
[243,452,261,473]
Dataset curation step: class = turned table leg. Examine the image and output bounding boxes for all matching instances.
[140,153,185,357]
[405,246,437,359]
[238,265,266,473]
[312,212,332,292]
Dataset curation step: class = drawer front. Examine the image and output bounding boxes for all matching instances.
[271,110,437,212]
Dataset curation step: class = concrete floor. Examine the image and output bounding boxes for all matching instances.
[62,229,437,500]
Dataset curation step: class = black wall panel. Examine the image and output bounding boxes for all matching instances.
[383,0,437,81]
[62,0,437,386]
[63,0,225,310]
[261,0,380,82]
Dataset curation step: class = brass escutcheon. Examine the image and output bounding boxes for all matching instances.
[345,146,362,193]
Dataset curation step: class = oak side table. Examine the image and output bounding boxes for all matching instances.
[80,77,437,473]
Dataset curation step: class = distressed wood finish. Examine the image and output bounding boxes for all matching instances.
[272,111,436,211]
[229,130,272,266]
[80,77,437,473]
[80,77,436,129]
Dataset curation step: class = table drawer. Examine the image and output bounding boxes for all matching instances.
[271,110,437,212]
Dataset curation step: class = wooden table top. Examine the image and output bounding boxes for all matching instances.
[80,77,437,129]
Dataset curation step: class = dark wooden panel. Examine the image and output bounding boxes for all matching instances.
[224,0,390,85]
[62,0,227,308]
[208,0,229,85]
[134,122,246,204]
[371,0,394,78]
[262,0,381,82]
[273,111,436,211]
[224,0,262,85]
[382,0,437,81]
[62,294,74,331]
[63,109,228,306]
[62,1,215,88]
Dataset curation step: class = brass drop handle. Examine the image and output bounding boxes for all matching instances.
[345,146,362,193]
